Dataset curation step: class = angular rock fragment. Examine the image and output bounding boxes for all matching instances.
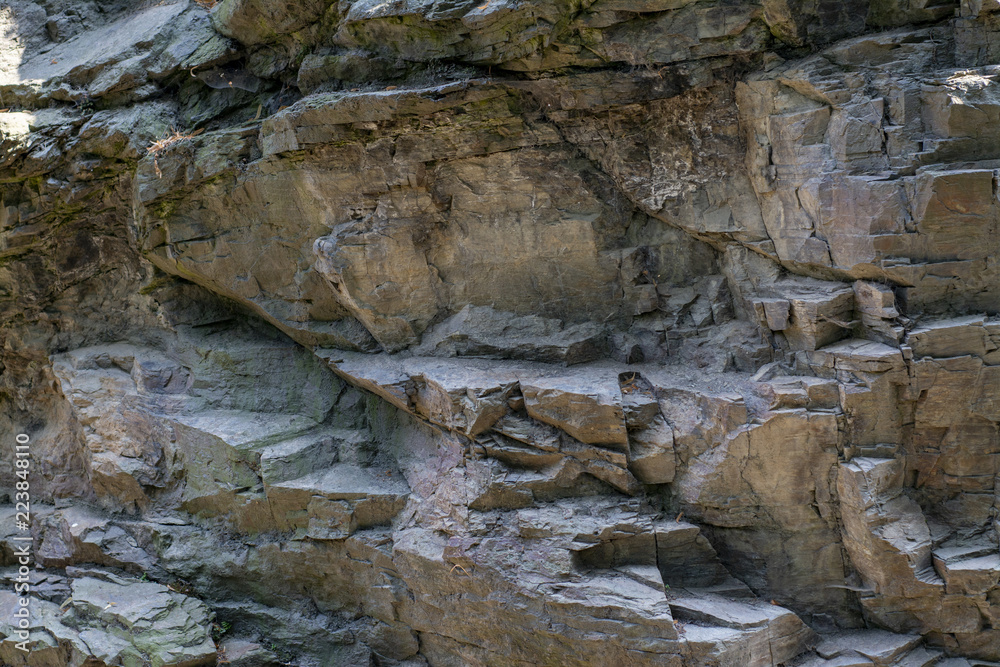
[853,280,901,345]
[520,372,628,448]
[762,279,856,351]
[267,464,410,539]
[932,545,1000,595]
[414,305,606,365]
[815,630,920,664]
[907,316,991,359]
[0,572,216,667]
[628,416,676,484]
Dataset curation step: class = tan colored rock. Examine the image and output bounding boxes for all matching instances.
[807,339,906,375]
[411,364,516,437]
[521,373,627,448]
[735,39,1000,316]
[907,316,990,359]
[266,464,409,539]
[933,547,1000,596]
[773,279,855,351]
[14,0,1000,663]
[838,458,938,597]
[854,280,900,344]
[628,416,675,484]
[672,406,852,620]
[654,521,733,589]
[754,375,839,411]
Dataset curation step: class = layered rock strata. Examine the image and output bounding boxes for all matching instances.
[3,0,1000,665]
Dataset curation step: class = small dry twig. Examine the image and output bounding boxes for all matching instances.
[147,127,205,178]
[449,563,472,577]
[915,454,941,488]
[817,314,859,329]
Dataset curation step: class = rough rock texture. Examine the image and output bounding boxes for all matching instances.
[3,0,1000,665]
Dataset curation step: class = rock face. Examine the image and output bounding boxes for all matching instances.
[4,0,1000,665]
[0,557,216,667]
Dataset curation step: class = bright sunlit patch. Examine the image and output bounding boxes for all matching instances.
[945,71,996,93]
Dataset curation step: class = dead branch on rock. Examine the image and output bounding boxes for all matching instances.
[147,127,205,178]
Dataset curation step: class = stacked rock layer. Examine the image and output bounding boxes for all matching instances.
[2,0,1000,665]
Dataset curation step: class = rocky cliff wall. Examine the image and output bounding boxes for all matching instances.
[2,0,1000,665]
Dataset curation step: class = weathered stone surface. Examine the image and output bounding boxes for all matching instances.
[413,305,606,365]
[815,630,920,663]
[763,280,854,350]
[217,638,280,667]
[0,569,216,667]
[907,316,993,359]
[49,330,342,517]
[0,1,229,107]
[521,372,628,448]
[212,0,330,47]
[736,34,1000,318]
[628,415,676,484]
[266,464,409,539]
[7,0,1000,664]
[934,552,1000,595]
[838,458,938,597]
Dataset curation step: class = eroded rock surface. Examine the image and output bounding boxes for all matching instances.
[3,0,1000,665]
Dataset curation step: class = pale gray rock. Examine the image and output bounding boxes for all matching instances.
[217,638,280,667]
[413,305,606,365]
[815,630,920,663]
[1,1,230,106]
[0,570,216,667]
